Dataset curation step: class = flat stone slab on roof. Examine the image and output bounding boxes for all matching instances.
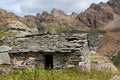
[0,45,12,52]
[9,33,88,53]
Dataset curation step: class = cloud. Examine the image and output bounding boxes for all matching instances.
[0,0,108,16]
[0,0,23,15]
[21,0,108,15]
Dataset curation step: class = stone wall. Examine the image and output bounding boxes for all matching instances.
[9,51,85,70]
[1,33,90,70]
[53,52,81,69]
[9,52,44,68]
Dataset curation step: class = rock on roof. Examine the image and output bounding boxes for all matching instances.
[0,45,12,52]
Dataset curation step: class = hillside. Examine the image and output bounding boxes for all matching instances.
[0,9,20,26]
[97,0,120,57]
[0,0,119,30]
[0,0,119,58]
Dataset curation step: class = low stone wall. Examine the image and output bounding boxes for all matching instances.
[9,52,44,68]
[9,51,83,69]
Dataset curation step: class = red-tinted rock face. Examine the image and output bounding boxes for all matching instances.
[107,0,120,16]
[0,0,119,30]
[0,9,20,26]
[77,2,114,28]
[51,8,66,17]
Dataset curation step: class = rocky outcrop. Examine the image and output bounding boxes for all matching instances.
[0,0,119,30]
[107,0,120,16]
[88,32,105,51]
[51,8,66,17]
[90,51,118,73]
[22,15,37,28]
[77,2,114,28]
[20,0,119,29]
[35,8,80,29]
[0,21,38,37]
[98,32,120,57]
[0,9,20,26]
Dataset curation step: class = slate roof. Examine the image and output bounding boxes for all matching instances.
[0,45,12,52]
[9,33,88,53]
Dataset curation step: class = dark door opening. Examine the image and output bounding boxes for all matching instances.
[45,55,53,69]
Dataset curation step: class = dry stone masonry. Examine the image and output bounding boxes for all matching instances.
[0,33,90,70]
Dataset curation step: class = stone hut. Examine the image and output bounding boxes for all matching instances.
[8,33,90,70]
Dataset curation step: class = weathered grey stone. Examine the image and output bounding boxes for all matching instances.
[91,52,118,73]
[94,63,118,73]
[0,45,12,64]
[0,21,38,37]
[25,57,35,65]
[3,21,30,31]
[0,53,11,64]
[88,33,105,51]
[0,45,12,52]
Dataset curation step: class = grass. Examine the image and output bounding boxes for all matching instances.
[0,30,16,38]
[45,26,88,34]
[0,67,116,80]
[0,31,8,37]
[90,54,105,59]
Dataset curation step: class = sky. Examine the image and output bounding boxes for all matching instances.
[0,0,108,16]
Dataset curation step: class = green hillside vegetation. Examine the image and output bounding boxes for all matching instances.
[0,31,8,37]
[0,68,116,80]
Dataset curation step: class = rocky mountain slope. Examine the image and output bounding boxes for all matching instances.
[97,0,120,58]
[0,9,20,26]
[107,0,120,16]
[0,0,119,59]
[0,0,119,30]
[77,2,114,28]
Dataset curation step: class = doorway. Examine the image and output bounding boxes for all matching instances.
[45,55,53,69]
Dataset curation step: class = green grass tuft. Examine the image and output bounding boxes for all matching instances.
[0,68,116,80]
[0,31,8,37]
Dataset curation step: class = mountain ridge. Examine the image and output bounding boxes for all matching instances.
[0,0,119,29]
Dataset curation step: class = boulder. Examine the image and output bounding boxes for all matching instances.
[0,45,12,64]
[90,51,118,73]
[2,21,31,32]
[1,21,36,37]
